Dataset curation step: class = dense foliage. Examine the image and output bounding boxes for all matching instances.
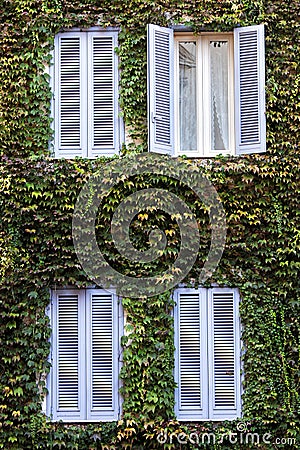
[0,0,299,448]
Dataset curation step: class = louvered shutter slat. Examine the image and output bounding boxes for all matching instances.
[234,25,266,154]
[175,290,208,420]
[57,294,79,410]
[58,37,81,151]
[155,33,170,143]
[148,25,174,154]
[91,293,114,409]
[91,37,115,152]
[178,294,201,409]
[213,294,235,407]
[209,289,241,419]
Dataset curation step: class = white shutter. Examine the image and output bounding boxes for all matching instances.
[147,24,174,154]
[55,34,87,158]
[174,287,241,421]
[87,290,118,420]
[54,31,120,159]
[88,33,119,157]
[174,289,208,420]
[208,288,241,419]
[234,25,266,154]
[50,289,119,421]
[52,291,85,420]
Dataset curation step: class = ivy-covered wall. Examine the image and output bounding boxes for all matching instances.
[0,0,299,448]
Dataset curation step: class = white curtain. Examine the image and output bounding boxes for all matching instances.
[179,42,197,152]
[210,42,229,151]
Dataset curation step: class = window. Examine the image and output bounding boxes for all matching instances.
[174,288,241,420]
[53,30,121,158]
[175,35,234,156]
[47,289,121,421]
[148,24,266,156]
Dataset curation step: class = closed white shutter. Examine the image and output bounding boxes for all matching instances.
[234,25,266,154]
[88,33,119,157]
[55,34,87,158]
[86,290,118,420]
[147,24,174,154]
[52,291,85,420]
[208,289,241,419]
[54,31,119,158]
[50,289,119,421]
[174,289,208,420]
[175,288,241,421]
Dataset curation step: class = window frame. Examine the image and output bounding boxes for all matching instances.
[174,33,235,157]
[174,287,242,421]
[47,287,122,422]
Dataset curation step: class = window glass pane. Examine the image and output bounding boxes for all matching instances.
[179,42,197,152]
[210,41,229,151]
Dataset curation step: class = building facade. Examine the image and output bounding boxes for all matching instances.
[0,1,299,449]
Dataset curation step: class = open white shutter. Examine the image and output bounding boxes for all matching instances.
[55,34,87,158]
[234,24,266,154]
[174,289,208,420]
[88,33,119,157]
[87,290,118,420]
[208,288,241,419]
[52,291,85,420]
[147,24,174,154]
